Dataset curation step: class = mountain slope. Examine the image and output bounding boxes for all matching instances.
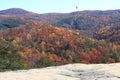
[0,8,34,15]
[53,10,120,30]
[0,22,120,70]
[0,8,70,29]
[0,8,120,32]
[93,23,120,44]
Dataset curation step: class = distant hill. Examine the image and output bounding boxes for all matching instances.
[0,8,33,29]
[0,8,120,37]
[0,8,120,29]
[53,10,120,30]
[0,8,70,29]
[0,8,35,15]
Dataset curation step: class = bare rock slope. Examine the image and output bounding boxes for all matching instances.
[0,63,120,80]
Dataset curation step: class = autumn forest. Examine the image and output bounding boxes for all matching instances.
[0,8,120,71]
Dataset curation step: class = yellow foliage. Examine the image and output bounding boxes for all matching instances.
[41,41,46,45]
[12,40,17,44]
[41,51,47,57]
[15,37,21,42]
[1,37,5,41]
[56,41,60,45]
[18,51,24,57]
[48,55,54,61]
[76,32,80,35]
[98,26,111,34]
[26,33,32,40]
[51,33,55,37]
[68,30,73,33]
[112,45,117,51]
[99,39,106,44]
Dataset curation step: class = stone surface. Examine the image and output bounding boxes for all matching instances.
[0,63,120,80]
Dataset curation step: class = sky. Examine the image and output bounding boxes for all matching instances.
[0,0,120,13]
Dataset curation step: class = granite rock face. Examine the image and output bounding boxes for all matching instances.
[0,63,120,80]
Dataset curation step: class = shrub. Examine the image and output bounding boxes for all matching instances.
[0,39,26,71]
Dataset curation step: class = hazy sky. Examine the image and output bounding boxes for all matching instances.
[0,0,120,13]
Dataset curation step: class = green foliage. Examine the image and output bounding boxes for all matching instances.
[30,56,56,68]
[77,38,98,50]
[37,57,55,68]
[112,52,119,62]
[102,54,110,63]
[0,39,26,71]
[53,17,73,28]
[0,19,25,28]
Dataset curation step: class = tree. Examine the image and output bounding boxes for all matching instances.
[0,39,26,71]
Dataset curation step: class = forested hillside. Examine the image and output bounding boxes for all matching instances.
[53,10,120,30]
[0,8,120,71]
[0,8,70,29]
[94,23,120,44]
[1,8,120,32]
[0,22,120,71]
